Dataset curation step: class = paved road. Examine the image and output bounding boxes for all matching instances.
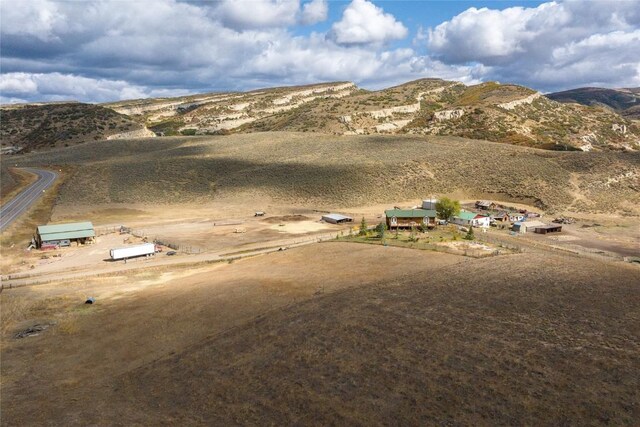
[0,168,58,232]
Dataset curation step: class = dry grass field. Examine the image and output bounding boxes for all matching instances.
[1,243,638,425]
[3,133,639,217]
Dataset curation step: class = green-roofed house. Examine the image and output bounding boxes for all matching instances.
[36,222,95,249]
[452,211,491,228]
[385,209,437,229]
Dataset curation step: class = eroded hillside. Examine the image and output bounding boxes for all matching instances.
[104,79,639,151]
[104,82,358,136]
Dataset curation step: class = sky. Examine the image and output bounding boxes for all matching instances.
[1,0,639,103]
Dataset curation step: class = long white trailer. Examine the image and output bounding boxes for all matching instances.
[110,243,156,260]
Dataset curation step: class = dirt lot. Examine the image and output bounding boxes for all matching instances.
[0,207,366,280]
[2,243,638,425]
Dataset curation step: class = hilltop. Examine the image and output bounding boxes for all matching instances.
[0,103,154,153]
[103,79,639,151]
[546,87,640,120]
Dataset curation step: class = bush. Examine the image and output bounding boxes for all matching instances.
[374,222,387,238]
[464,226,475,240]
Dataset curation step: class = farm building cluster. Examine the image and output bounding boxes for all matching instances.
[30,198,560,255]
[381,199,561,234]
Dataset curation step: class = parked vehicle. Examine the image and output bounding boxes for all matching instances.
[110,243,155,260]
[166,250,177,256]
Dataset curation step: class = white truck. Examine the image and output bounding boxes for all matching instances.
[110,243,156,261]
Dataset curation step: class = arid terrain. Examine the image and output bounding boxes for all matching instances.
[1,97,639,427]
[3,79,639,153]
[2,133,639,217]
[2,241,638,425]
[0,103,153,153]
[548,87,640,120]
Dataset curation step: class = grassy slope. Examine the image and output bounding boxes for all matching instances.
[116,252,639,425]
[3,246,636,425]
[3,133,638,214]
[546,87,640,113]
[0,103,145,151]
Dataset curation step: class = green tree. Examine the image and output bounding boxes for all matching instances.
[359,217,368,236]
[464,225,475,240]
[375,222,387,239]
[436,197,461,221]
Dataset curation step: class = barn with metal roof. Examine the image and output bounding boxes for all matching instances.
[36,222,95,248]
[321,213,353,224]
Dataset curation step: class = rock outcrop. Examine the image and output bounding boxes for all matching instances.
[107,127,157,140]
[497,93,542,110]
[434,109,465,121]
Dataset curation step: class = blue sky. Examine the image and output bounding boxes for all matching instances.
[301,1,545,35]
[1,0,638,103]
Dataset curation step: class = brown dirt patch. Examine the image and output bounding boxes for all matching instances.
[262,214,311,223]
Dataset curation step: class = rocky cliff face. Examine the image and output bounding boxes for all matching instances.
[104,82,358,136]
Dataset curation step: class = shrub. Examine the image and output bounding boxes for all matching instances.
[374,222,387,238]
[359,217,368,236]
[464,226,475,240]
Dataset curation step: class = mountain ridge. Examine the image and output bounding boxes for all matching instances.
[2,79,638,152]
[546,86,640,120]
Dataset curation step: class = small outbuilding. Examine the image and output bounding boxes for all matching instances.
[385,209,437,229]
[322,213,353,224]
[512,220,546,234]
[534,224,562,234]
[36,221,95,249]
[492,211,510,222]
[475,200,495,210]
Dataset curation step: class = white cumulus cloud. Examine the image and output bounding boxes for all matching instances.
[330,0,408,45]
[301,0,328,25]
[426,1,640,91]
[213,0,300,29]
